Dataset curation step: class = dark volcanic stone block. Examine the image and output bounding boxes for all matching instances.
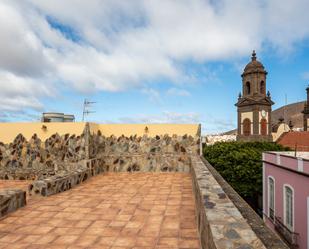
[0,189,26,218]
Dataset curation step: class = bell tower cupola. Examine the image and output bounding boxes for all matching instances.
[236,51,274,142]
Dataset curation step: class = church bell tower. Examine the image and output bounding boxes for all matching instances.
[236,51,274,142]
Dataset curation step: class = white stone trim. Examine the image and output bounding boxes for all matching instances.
[298,158,304,172]
[283,184,295,232]
[276,154,281,165]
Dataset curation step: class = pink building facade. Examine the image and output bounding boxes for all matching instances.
[263,151,309,249]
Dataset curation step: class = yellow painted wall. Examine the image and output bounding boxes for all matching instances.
[98,124,201,137]
[272,123,290,142]
[0,122,88,143]
[0,122,200,143]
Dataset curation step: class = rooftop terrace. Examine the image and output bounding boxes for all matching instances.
[0,173,200,249]
[0,123,289,248]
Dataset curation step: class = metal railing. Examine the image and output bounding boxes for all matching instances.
[274,216,299,248]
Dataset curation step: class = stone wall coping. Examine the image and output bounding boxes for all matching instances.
[191,155,266,249]
[200,156,289,249]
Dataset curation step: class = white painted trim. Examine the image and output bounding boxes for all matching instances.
[277,154,281,165]
[268,176,275,221]
[283,184,295,232]
[307,197,309,249]
[298,158,304,172]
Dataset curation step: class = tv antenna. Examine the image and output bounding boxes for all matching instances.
[82,99,96,121]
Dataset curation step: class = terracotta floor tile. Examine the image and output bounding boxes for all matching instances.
[159,229,179,238]
[120,228,140,236]
[157,237,178,247]
[97,236,116,246]
[100,227,122,237]
[0,234,23,243]
[180,228,198,238]
[75,220,93,228]
[74,235,98,247]
[113,236,136,247]
[30,226,54,235]
[0,173,200,249]
[19,235,41,243]
[178,238,200,248]
[53,235,79,245]
[135,236,157,247]
[34,234,57,244]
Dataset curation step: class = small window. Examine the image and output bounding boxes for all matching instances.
[260,81,265,94]
[243,118,251,136]
[246,82,251,95]
[284,185,294,230]
[268,177,275,220]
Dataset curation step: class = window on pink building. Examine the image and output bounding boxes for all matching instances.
[268,177,274,220]
[284,186,294,231]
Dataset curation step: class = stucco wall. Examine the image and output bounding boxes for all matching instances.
[98,124,200,137]
[0,122,89,144]
[0,122,200,143]
[272,123,290,142]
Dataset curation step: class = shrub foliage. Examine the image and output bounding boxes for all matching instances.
[203,142,290,198]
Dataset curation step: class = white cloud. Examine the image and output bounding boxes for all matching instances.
[166,88,191,97]
[0,0,309,114]
[0,71,54,113]
[118,111,200,124]
[141,88,162,103]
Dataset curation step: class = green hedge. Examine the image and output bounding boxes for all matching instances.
[203,141,290,198]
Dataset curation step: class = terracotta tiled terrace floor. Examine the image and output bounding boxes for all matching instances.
[0,173,200,249]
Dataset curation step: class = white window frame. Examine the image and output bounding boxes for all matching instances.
[268,176,275,221]
[283,184,295,231]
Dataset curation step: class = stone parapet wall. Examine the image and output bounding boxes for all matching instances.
[0,189,26,218]
[201,157,289,249]
[29,158,105,197]
[29,168,91,196]
[190,155,266,249]
[100,153,191,172]
[0,123,199,178]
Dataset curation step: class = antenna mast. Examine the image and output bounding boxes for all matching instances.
[82,99,96,122]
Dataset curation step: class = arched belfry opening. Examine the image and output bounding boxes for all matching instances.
[236,50,274,142]
[246,82,251,95]
[260,81,265,95]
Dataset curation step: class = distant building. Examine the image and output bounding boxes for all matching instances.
[235,51,274,142]
[303,86,309,131]
[41,112,75,122]
[263,151,309,249]
[277,131,309,151]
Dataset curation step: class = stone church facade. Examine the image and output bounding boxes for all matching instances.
[236,51,274,142]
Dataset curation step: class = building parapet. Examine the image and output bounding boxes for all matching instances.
[197,156,289,249]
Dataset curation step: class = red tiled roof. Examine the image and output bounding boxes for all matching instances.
[278,131,309,151]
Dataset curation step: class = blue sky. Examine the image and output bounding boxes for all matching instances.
[0,0,309,134]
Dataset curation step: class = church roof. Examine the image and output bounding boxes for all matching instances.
[242,51,267,76]
[235,95,274,107]
[277,131,309,151]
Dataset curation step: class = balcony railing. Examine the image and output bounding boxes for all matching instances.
[274,216,299,248]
